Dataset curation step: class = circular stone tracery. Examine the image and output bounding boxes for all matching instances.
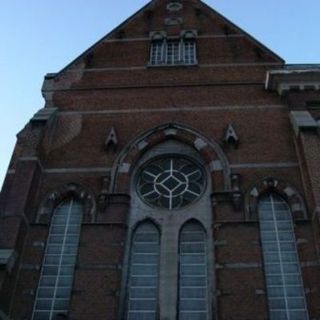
[137,158,205,210]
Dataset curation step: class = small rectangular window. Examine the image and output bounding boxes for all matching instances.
[166,40,180,65]
[183,40,196,65]
[150,40,163,65]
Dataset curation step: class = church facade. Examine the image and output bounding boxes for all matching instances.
[1,1,320,319]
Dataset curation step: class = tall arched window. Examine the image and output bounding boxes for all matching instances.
[32,199,83,320]
[123,139,214,319]
[126,222,160,320]
[258,194,309,320]
[178,221,208,320]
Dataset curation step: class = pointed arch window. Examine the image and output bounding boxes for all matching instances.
[126,222,160,320]
[258,194,309,320]
[32,199,83,320]
[178,221,209,320]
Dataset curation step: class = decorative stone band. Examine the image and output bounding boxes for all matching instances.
[111,123,231,194]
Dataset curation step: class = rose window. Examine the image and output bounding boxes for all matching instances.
[137,158,205,210]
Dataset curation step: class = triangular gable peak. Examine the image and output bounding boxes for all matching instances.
[54,0,284,77]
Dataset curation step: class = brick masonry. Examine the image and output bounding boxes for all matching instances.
[1,0,320,319]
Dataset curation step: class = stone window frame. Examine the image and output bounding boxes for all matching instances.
[149,30,198,66]
[120,140,215,320]
[32,183,96,320]
[245,177,307,221]
[257,193,309,320]
[36,183,96,224]
[166,2,183,12]
[245,178,309,319]
[32,198,83,320]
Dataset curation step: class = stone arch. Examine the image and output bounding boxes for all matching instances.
[110,122,231,193]
[36,182,96,224]
[179,218,207,232]
[131,217,162,236]
[245,177,307,221]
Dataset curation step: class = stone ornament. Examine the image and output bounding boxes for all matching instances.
[224,123,239,148]
[166,2,183,12]
[105,127,118,151]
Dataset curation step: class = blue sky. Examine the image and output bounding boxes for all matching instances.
[1,0,319,188]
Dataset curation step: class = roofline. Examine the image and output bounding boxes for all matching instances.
[265,64,320,90]
[199,0,285,64]
[54,0,285,78]
[54,0,156,77]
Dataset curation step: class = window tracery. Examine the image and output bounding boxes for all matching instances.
[137,157,205,210]
[122,140,214,320]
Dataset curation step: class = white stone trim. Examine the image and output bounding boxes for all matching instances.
[58,62,281,74]
[45,167,111,174]
[137,140,149,151]
[164,128,177,136]
[194,138,208,151]
[60,104,286,116]
[209,160,223,172]
[119,163,131,173]
[250,188,259,197]
[230,162,299,169]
